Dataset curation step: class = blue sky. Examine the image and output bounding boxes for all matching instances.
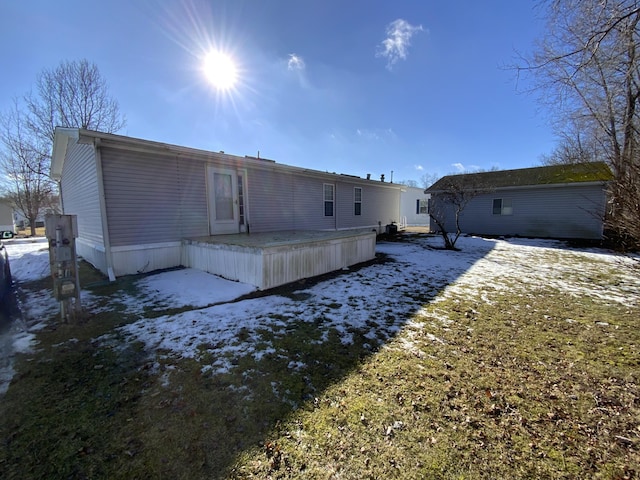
[1,0,554,184]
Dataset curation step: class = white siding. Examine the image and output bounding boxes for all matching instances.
[111,242,182,276]
[261,232,375,289]
[400,187,430,226]
[183,232,376,290]
[60,142,104,248]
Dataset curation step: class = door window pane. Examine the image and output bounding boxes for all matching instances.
[214,173,234,220]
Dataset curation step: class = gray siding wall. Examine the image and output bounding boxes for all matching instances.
[246,168,296,231]
[60,142,104,247]
[336,182,400,229]
[100,148,208,247]
[100,147,401,244]
[0,202,14,227]
[432,184,606,239]
[246,168,400,232]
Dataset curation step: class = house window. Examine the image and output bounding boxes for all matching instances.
[354,187,362,216]
[324,184,335,216]
[492,198,513,215]
[237,174,245,225]
[416,198,428,214]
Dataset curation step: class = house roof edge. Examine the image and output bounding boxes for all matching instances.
[51,127,80,180]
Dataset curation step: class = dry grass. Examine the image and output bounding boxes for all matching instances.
[0,236,638,479]
[14,226,46,237]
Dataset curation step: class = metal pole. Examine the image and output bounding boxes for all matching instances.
[55,226,66,322]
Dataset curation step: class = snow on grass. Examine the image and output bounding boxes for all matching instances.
[134,268,256,310]
[4,238,50,283]
[0,239,56,395]
[8,234,640,384]
[109,234,639,378]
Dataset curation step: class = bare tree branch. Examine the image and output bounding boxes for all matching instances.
[518,0,640,249]
[0,59,125,236]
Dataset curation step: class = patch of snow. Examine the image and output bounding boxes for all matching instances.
[4,238,50,283]
[135,268,257,310]
[5,234,640,396]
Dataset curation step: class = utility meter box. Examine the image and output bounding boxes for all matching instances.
[46,214,81,304]
[45,214,78,240]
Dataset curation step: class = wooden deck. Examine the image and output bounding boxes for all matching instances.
[181,230,377,290]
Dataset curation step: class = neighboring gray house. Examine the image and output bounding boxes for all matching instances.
[51,128,404,288]
[425,163,612,240]
[399,186,430,228]
[0,201,15,233]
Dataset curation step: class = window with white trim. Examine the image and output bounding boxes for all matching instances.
[492,198,513,215]
[324,184,335,216]
[354,187,362,216]
[416,198,428,214]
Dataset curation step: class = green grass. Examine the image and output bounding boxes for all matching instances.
[0,239,638,479]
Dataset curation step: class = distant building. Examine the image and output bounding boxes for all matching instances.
[425,163,612,240]
[0,201,15,233]
[400,186,430,228]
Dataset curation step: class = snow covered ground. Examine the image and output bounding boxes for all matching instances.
[1,234,638,393]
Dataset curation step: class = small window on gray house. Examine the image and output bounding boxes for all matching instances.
[417,198,428,214]
[354,187,362,216]
[324,184,335,216]
[492,198,513,215]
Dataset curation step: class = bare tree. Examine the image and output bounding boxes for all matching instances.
[0,59,125,236]
[540,117,601,165]
[520,0,640,249]
[0,103,55,236]
[25,59,125,146]
[420,172,440,189]
[427,177,491,250]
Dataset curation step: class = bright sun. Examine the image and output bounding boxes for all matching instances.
[203,50,238,90]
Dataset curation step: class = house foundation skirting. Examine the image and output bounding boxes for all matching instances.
[90,231,376,289]
[111,242,182,276]
[76,238,108,275]
[182,231,376,290]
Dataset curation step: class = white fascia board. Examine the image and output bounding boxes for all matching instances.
[50,127,80,180]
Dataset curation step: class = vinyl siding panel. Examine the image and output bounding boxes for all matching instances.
[101,148,209,247]
[292,177,336,230]
[336,182,400,229]
[60,142,103,247]
[400,187,430,226]
[100,146,402,245]
[245,167,296,232]
[177,159,209,238]
[246,169,400,232]
[433,184,606,239]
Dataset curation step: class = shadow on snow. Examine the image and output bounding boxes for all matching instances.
[1,232,498,478]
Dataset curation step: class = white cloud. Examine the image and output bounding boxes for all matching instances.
[414,164,424,171]
[356,128,397,141]
[287,53,306,71]
[452,162,465,172]
[377,19,423,70]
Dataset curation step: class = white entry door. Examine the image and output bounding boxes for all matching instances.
[208,166,239,235]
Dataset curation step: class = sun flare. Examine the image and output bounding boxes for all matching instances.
[202,50,237,90]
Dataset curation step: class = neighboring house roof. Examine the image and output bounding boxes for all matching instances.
[425,162,613,193]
